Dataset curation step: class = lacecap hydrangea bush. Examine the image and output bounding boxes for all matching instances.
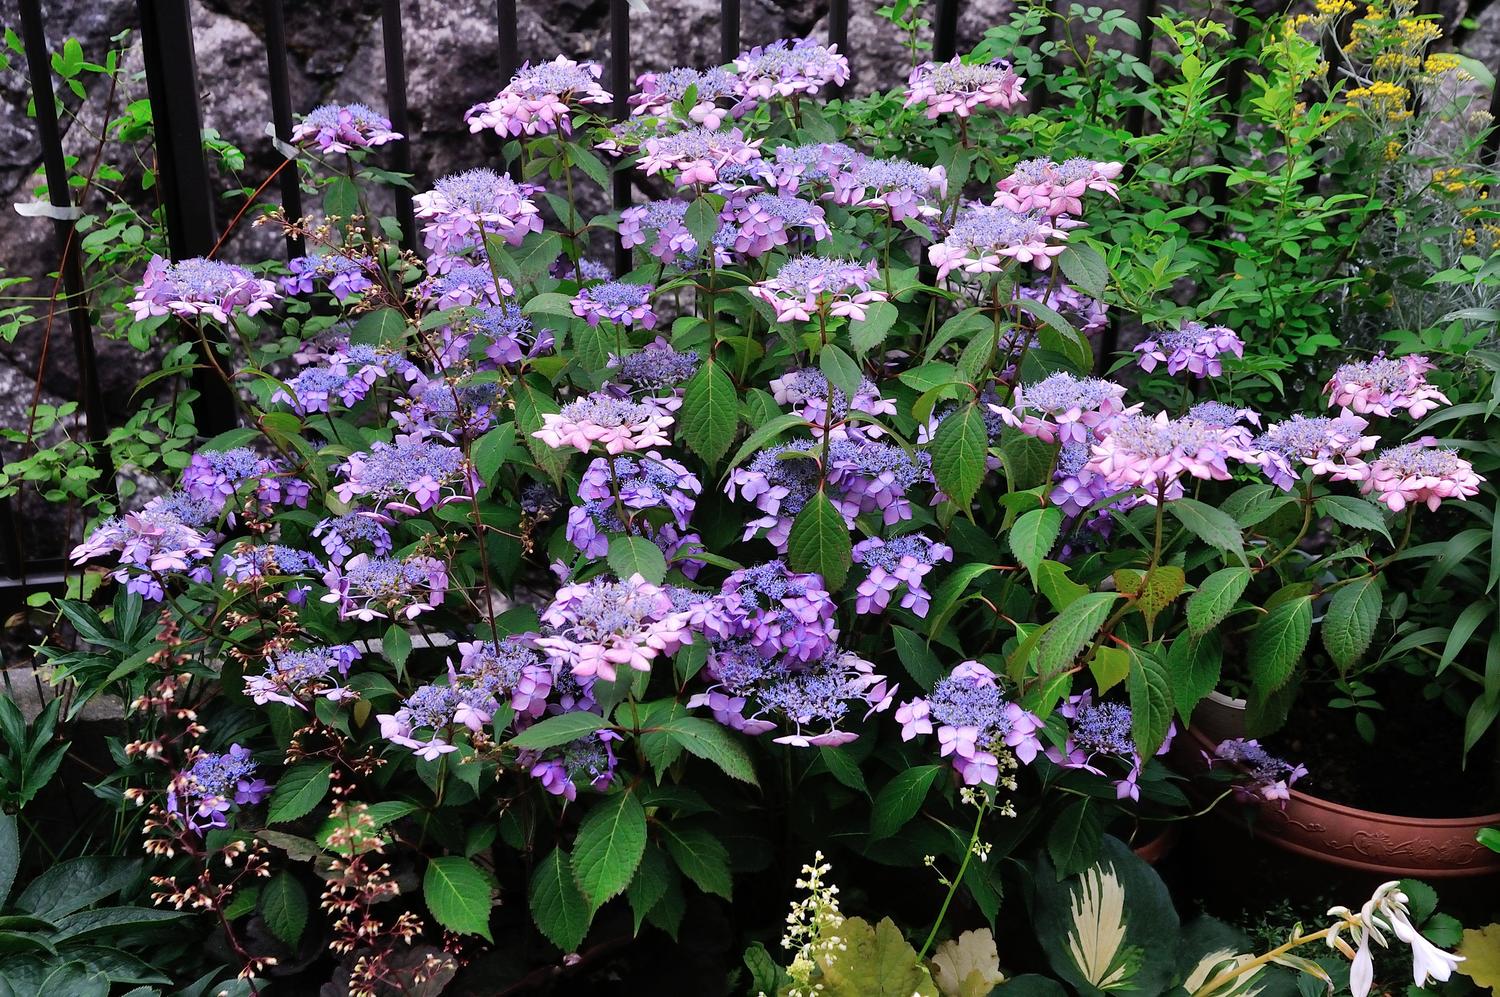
[68,31,1477,990]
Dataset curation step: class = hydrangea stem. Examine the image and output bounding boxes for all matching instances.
[915,795,989,963]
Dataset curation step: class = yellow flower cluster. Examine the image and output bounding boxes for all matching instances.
[1460,223,1500,254]
[1384,139,1402,161]
[1432,167,1473,195]
[1422,53,1468,79]
[1373,52,1421,73]
[1346,80,1412,119]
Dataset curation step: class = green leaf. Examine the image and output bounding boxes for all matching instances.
[726,412,810,470]
[1035,593,1118,677]
[571,789,647,909]
[851,301,898,354]
[1316,495,1392,543]
[809,916,940,996]
[679,359,738,466]
[819,343,864,401]
[657,717,758,785]
[1011,507,1062,587]
[787,490,852,590]
[659,824,733,899]
[513,379,570,484]
[685,197,719,260]
[424,856,493,940]
[1322,577,1381,672]
[259,871,307,945]
[471,424,519,489]
[1165,634,1221,722]
[930,403,990,507]
[1248,596,1313,696]
[817,746,869,795]
[625,846,673,934]
[266,761,332,824]
[1049,799,1103,878]
[607,535,668,585]
[1441,601,1493,674]
[323,177,359,220]
[0,812,16,908]
[1126,647,1173,758]
[999,430,1058,492]
[1058,243,1110,299]
[892,626,944,690]
[1168,499,1246,564]
[1089,646,1131,695]
[869,765,941,840]
[1186,567,1251,637]
[509,712,610,750]
[381,624,412,677]
[529,848,591,951]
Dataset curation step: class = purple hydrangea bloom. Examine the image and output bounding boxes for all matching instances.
[245,644,360,709]
[313,512,394,565]
[572,280,657,329]
[827,437,933,526]
[1325,353,1450,419]
[414,168,544,263]
[704,562,838,664]
[578,453,701,528]
[1088,411,1255,501]
[726,440,822,550]
[416,263,515,310]
[905,57,1026,118]
[219,544,322,603]
[723,192,830,257]
[1134,320,1245,378]
[769,142,859,191]
[321,552,448,622]
[993,371,1133,445]
[169,745,269,834]
[852,535,953,617]
[1248,413,1378,491]
[1361,441,1484,512]
[630,66,743,128]
[993,157,1123,217]
[291,102,401,153]
[732,38,850,101]
[470,303,552,367]
[536,574,692,683]
[334,440,478,515]
[1046,691,1175,801]
[1050,439,1131,521]
[465,56,612,138]
[281,253,376,301]
[1016,281,1108,335]
[749,256,888,324]
[128,255,280,324]
[929,203,1065,279]
[610,337,700,391]
[895,661,1044,785]
[638,127,765,188]
[70,499,216,601]
[769,366,897,437]
[1206,737,1308,805]
[533,392,675,454]
[831,156,947,221]
[524,730,622,800]
[393,377,500,443]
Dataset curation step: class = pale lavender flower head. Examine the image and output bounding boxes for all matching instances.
[769,142,859,191]
[472,303,552,367]
[827,437,933,525]
[904,58,1026,118]
[533,392,675,454]
[895,661,1044,785]
[610,337,700,391]
[291,102,401,153]
[578,452,701,528]
[219,543,322,603]
[723,192,830,256]
[320,552,448,622]
[312,513,394,566]
[831,156,947,221]
[1249,413,1378,491]
[732,38,850,101]
[929,203,1065,279]
[572,280,657,329]
[245,644,360,710]
[1206,737,1308,805]
[525,731,622,801]
[70,500,216,601]
[769,365,897,437]
[281,253,376,301]
[749,255,887,324]
[726,440,823,550]
[704,561,838,664]
[333,440,478,515]
[1088,410,1254,501]
[993,157,1124,217]
[1360,440,1483,512]
[1050,439,1132,520]
[128,255,280,323]
[414,168,544,261]
[536,574,691,683]
[994,371,1133,445]
[638,127,764,188]
[465,56,612,138]
[183,447,266,506]
[1016,281,1108,335]
[1134,320,1245,378]
[392,377,501,443]
[852,535,953,617]
[620,199,696,264]
[1046,691,1174,801]
[630,66,743,128]
[1325,354,1450,419]
[416,263,515,310]
[169,745,269,834]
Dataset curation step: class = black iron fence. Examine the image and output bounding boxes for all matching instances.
[3,0,1491,607]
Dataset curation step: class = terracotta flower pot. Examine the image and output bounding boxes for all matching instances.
[1183,727,1500,878]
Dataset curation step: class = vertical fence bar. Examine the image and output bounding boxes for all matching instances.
[934,0,960,62]
[381,0,418,253]
[610,0,631,276]
[262,0,304,258]
[1124,0,1158,140]
[720,0,740,65]
[497,0,518,81]
[137,0,237,436]
[829,0,849,92]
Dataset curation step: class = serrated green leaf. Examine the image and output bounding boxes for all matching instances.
[892,626,943,690]
[869,765,941,840]
[1058,243,1110,299]
[1090,645,1131,695]
[1186,567,1251,637]
[259,871,307,945]
[1169,499,1246,564]
[1048,799,1102,878]
[819,343,864,400]
[679,359,738,466]
[1322,576,1381,671]
[1011,507,1062,587]
[1165,634,1221,722]
[851,301,898,353]
[1316,495,1392,543]
[513,379,569,484]
[787,490,852,590]
[1036,592,1118,677]
[509,712,610,750]
[685,197,719,261]
[266,762,332,824]
[626,846,673,935]
[930,404,990,507]
[571,790,647,909]
[529,848,591,951]
[381,623,412,678]
[1249,596,1313,696]
[657,717,758,784]
[607,535,668,584]
[659,824,733,899]
[1127,647,1174,758]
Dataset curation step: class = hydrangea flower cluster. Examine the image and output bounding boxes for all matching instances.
[749,256,887,324]
[1134,320,1246,378]
[770,141,858,191]
[525,731,622,801]
[630,67,743,127]
[182,447,309,512]
[470,303,553,367]
[929,204,1067,279]
[723,193,830,256]
[572,280,657,328]
[1325,354,1451,418]
[895,661,1044,786]
[465,56,611,137]
[610,337,700,391]
[128,256,280,323]
[1050,440,1131,521]
[1088,410,1254,501]
[732,38,850,100]
[1359,441,1483,511]
[726,441,822,549]
[993,157,1123,217]
[321,553,449,622]
[219,543,322,601]
[291,102,401,153]
[169,745,269,834]
[70,501,215,600]
[1047,692,1174,801]
[281,253,376,301]
[536,575,692,682]
[831,157,947,221]
[245,644,360,709]
[416,263,513,310]
[271,343,414,415]
[1017,280,1108,335]
[334,440,478,515]
[904,57,1026,118]
[769,366,896,436]
[1248,413,1378,490]
[638,127,765,187]
[851,535,953,617]
[703,562,838,664]
[533,392,675,454]
[413,168,544,262]
[1206,737,1309,805]
[620,200,701,264]
[994,372,1133,444]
